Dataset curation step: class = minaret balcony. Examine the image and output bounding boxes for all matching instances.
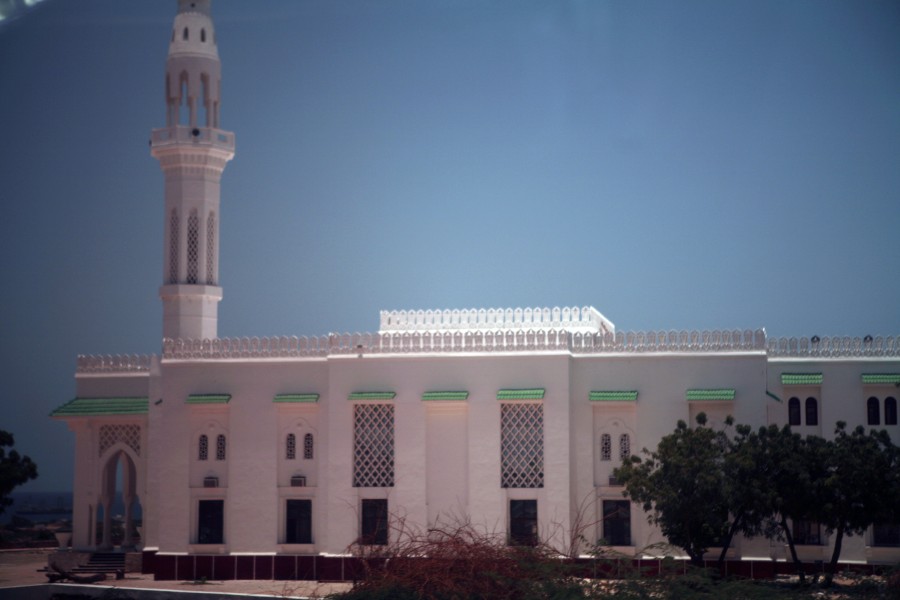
[151,125,235,152]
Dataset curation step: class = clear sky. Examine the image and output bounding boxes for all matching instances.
[1,0,898,492]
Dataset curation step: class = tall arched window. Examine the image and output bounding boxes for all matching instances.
[788,397,801,426]
[286,433,296,460]
[201,28,206,42]
[216,434,226,460]
[183,27,189,40]
[186,210,199,284]
[198,434,208,461]
[805,397,818,426]
[619,433,630,461]
[304,433,314,460]
[886,397,898,426]
[600,433,611,461]
[868,397,882,425]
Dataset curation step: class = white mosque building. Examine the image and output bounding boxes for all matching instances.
[52,0,899,579]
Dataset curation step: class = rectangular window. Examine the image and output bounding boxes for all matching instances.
[792,520,822,545]
[197,499,224,544]
[353,404,395,487]
[500,403,544,488]
[602,500,631,546]
[285,499,312,544]
[360,499,388,545]
[873,520,900,547]
[509,499,538,546]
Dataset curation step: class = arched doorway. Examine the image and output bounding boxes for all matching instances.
[97,448,142,551]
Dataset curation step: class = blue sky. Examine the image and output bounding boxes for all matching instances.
[0,0,898,491]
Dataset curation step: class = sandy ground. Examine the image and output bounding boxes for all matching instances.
[0,548,353,599]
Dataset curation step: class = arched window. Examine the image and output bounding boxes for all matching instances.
[304,433,314,460]
[216,434,226,460]
[886,397,898,426]
[198,434,208,461]
[619,433,630,461]
[286,433,296,460]
[868,397,881,426]
[206,212,215,284]
[788,397,801,426]
[600,433,611,461]
[201,28,206,42]
[183,27,189,41]
[169,209,179,283]
[186,210,199,284]
[805,397,818,426]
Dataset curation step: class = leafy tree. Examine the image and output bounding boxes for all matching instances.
[0,430,38,516]
[614,413,731,566]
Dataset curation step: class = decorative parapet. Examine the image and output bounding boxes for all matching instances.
[76,354,153,374]
[767,336,900,358]
[378,306,614,335]
[569,329,766,354]
[162,335,330,359]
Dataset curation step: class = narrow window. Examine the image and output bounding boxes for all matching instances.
[286,433,296,460]
[206,212,215,284]
[788,397,801,426]
[169,209,179,283]
[304,433,314,460]
[868,397,881,426]
[602,500,631,546]
[216,434,226,460]
[360,499,388,545]
[183,27,189,41]
[792,520,822,545]
[197,499,224,544]
[885,397,898,426]
[600,433,611,461]
[509,499,538,546]
[805,397,818,426]
[500,403,544,488]
[285,499,312,544]
[619,433,630,461]
[186,210,199,284]
[201,28,206,42]
[353,404,394,487]
[198,434,208,461]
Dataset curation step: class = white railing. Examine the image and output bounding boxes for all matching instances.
[76,354,153,373]
[379,306,613,334]
[150,126,235,150]
[767,335,900,357]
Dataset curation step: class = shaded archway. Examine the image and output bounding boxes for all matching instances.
[97,448,141,550]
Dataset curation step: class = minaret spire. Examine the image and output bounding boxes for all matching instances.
[151,0,234,341]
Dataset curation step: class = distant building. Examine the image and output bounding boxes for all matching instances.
[52,0,900,575]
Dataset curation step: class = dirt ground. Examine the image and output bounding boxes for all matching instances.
[0,548,352,598]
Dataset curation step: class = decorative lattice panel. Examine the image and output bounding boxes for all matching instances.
[286,433,296,460]
[98,424,140,457]
[501,403,544,488]
[199,435,208,460]
[187,211,199,284]
[169,209,179,283]
[216,434,226,460]
[353,404,394,487]
[600,433,611,461]
[619,433,630,460]
[206,212,215,285]
[304,433,314,460]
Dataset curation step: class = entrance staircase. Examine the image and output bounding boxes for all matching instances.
[71,552,126,574]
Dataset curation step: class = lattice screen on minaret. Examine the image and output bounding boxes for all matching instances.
[98,424,141,457]
[353,404,394,487]
[206,212,215,284]
[169,209,179,283]
[187,210,199,284]
[500,403,544,488]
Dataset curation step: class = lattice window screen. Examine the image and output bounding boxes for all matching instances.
[304,433,314,460]
[286,433,296,460]
[216,434,226,460]
[600,433,611,461]
[206,212,215,284]
[98,424,141,457]
[187,210,199,284]
[198,434,208,460]
[169,209,179,283]
[353,404,394,487]
[619,433,630,460]
[500,403,544,488]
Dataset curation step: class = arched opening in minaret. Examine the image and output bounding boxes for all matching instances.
[200,73,210,128]
[183,26,189,41]
[178,72,190,127]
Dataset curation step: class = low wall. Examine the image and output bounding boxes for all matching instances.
[0,584,285,600]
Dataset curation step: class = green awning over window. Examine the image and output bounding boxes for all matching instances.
[862,374,900,385]
[50,397,149,417]
[497,388,545,400]
[422,391,469,401]
[186,394,231,404]
[781,373,823,385]
[686,389,735,402]
[348,391,396,400]
[273,393,319,403]
[589,391,638,402]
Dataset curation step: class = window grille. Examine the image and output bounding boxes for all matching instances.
[600,433,611,461]
[619,433,630,460]
[500,403,544,488]
[198,434,208,461]
[98,424,141,457]
[304,433,314,460]
[286,433,296,460]
[216,434,226,461]
[206,212,215,284]
[169,209,179,283]
[353,404,394,487]
[187,210,199,284]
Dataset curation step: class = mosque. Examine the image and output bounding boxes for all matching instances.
[51,0,899,578]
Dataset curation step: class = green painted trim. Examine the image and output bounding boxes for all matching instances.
[186,394,231,404]
[766,390,783,403]
[348,392,396,400]
[422,391,469,401]
[50,397,149,417]
[497,388,545,400]
[589,391,638,402]
[781,373,823,385]
[686,389,735,402]
[862,374,900,385]
[273,393,319,403]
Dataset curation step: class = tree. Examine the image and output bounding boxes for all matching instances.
[614,413,731,566]
[0,430,38,516]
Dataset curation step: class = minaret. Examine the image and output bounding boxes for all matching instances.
[151,0,234,341]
